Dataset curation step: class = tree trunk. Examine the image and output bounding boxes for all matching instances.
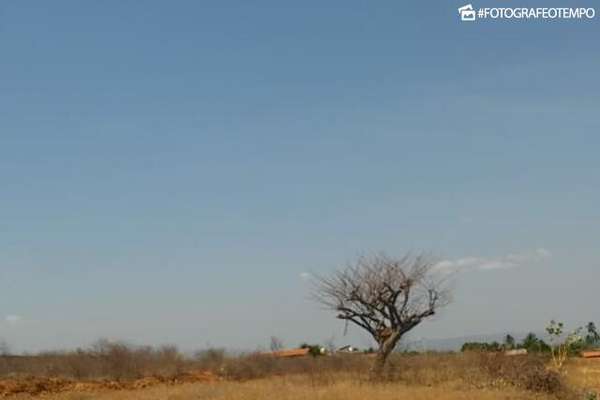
[370,347,391,379]
[370,333,401,379]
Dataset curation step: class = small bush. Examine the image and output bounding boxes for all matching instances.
[477,353,568,395]
[221,353,279,381]
[194,348,226,371]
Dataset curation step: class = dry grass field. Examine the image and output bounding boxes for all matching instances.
[3,366,598,400]
[7,376,570,400]
[566,358,600,393]
[1,349,599,400]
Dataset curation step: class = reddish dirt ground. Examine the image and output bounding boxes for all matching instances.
[0,371,219,397]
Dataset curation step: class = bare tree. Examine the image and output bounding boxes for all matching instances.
[312,252,450,377]
[0,339,11,356]
[324,336,337,355]
[270,336,284,352]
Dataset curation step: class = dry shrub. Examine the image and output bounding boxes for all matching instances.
[477,353,566,394]
[194,348,226,371]
[0,340,187,381]
[0,356,11,376]
[87,341,185,380]
[220,353,370,382]
[384,352,483,386]
[379,352,573,397]
[221,353,279,381]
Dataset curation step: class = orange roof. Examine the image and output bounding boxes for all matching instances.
[270,348,310,358]
[582,351,600,359]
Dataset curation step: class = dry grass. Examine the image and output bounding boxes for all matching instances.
[4,374,572,400]
[221,352,576,396]
[565,358,600,393]
[1,350,599,399]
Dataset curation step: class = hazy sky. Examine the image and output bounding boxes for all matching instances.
[1,1,599,352]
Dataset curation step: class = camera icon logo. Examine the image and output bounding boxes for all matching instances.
[458,4,476,21]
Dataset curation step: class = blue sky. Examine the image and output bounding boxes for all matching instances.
[1,1,599,352]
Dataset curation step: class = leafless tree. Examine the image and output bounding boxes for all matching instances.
[0,339,10,356]
[324,336,337,355]
[312,252,450,377]
[270,336,284,352]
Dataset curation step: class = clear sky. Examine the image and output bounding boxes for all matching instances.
[1,1,599,352]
